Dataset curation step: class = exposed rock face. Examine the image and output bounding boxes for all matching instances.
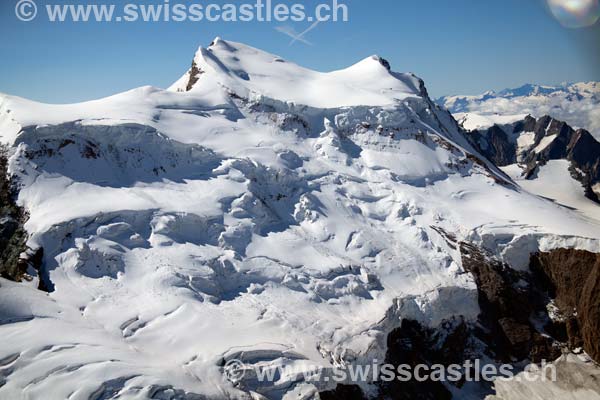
[469,125,517,166]
[0,147,46,290]
[0,146,28,281]
[185,60,203,92]
[468,115,600,202]
[377,57,392,71]
[460,244,600,367]
[460,242,562,363]
[530,249,600,363]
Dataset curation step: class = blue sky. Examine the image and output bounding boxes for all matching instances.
[1,0,599,103]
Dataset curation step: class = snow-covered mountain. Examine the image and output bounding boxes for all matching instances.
[437,82,600,140]
[465,115,600,219]
[1,38,600,399]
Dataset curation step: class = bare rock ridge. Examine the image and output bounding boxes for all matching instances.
[467,115,600,203]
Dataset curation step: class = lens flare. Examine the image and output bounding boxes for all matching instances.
[547,0,600,28]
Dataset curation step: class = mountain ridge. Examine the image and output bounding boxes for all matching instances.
[168,37,426,109]
[464,114,600,217]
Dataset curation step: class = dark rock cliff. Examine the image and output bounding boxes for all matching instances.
[467,115,600,203]
[0,146,45,290]
[0,146,28,281]
[530,249,600,363]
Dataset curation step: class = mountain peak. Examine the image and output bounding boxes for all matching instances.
[207,36,237,52]
[360,55,392,71]
[210,35,223,45]
[169,38,425,108]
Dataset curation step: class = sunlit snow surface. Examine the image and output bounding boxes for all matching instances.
[503,160,600,223]
[1,39,600,399]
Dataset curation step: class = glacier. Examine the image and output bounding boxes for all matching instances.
[0,38,599,399]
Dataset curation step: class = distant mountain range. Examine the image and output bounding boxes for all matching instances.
[437,82,600,140]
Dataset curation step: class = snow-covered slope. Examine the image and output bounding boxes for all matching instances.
[438,82,600,140]
[168,37,424,108]
[503,161,600,220]
[1,39,600,399]
[463,115,600,222]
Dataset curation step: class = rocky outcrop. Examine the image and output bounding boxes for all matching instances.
[185,60,203,91]
[530,249,600,363]
[467,115,600,202]
[460,244,600,366]
[0,146,28,281]
[0,147,46,290]
[460,242,562,363]
[468,125,517,166]
[522,118,600,188]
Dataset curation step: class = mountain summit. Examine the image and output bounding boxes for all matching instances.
[169,38,425,108]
